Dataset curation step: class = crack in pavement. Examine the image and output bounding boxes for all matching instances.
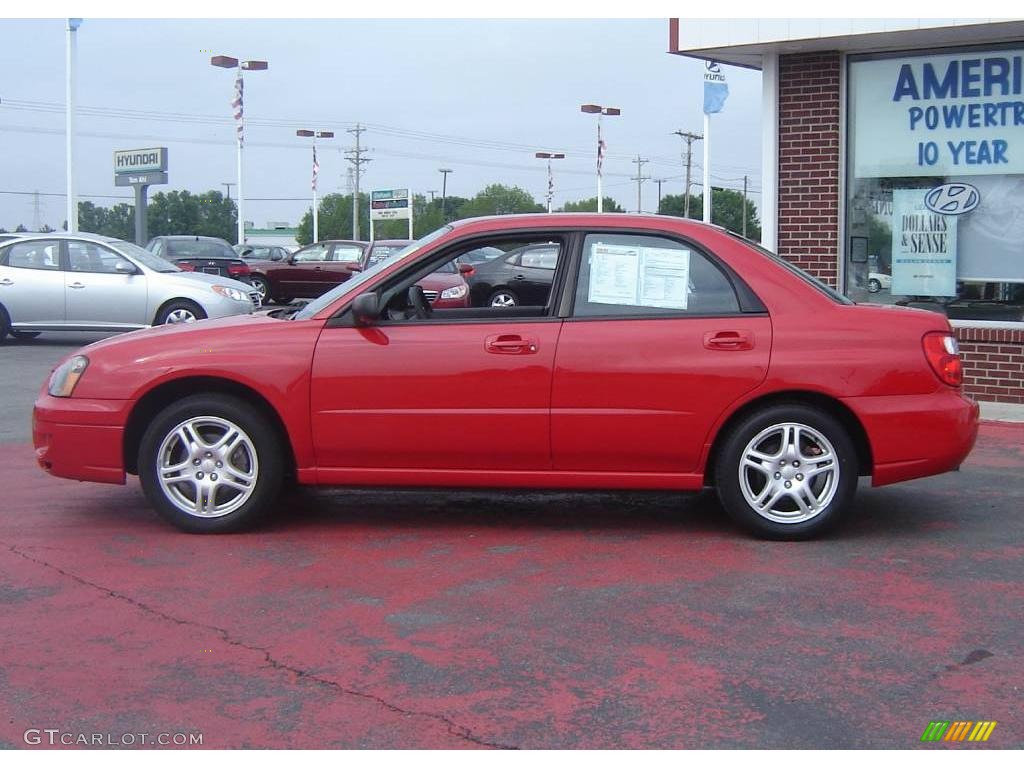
[4,542,516,750]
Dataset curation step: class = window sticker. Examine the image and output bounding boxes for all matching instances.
[587,243,690,309]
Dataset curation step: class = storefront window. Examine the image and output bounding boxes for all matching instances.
[846,46,1024,322]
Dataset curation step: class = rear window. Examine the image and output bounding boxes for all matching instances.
[167,240,236,259]
[731,234,854,305]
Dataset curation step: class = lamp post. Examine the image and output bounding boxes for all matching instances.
[211,54,268,246]
[535,152,565,214]
[65,18,82,233]
[439,167,453,222]
[580,104,620,213]
[297,130,334,243]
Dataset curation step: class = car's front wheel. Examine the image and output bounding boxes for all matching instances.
[249,275,269,302]
[488,289,519,308]
[868,278,881,293]
[155,300,207,325]
[137,394,284,533]
[714,404,858,540]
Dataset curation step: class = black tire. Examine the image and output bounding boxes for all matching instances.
[138,394,284,533]
[867,278,881,293]
[488,288,519,308]
[0,304,10,343]
[249,275,269,302]
[10,330,41,340]
[713,404,858,540]
[154,299,207,326]
[270,295,293,306]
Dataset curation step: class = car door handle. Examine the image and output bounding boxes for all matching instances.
[485,334,538,354]
[68,282,86,289]
[513,274,527,280]
[704,330,753,351]
[0,278,13,286]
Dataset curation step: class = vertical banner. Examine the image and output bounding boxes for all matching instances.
[891,188,958,296]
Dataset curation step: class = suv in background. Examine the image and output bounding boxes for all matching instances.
[146,235,252,285]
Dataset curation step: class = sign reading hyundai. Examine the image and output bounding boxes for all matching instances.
[113,147,168,175]
[851,50,1024,178]
[924,182,981,216]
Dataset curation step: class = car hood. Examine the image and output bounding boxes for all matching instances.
[159,271,254,292]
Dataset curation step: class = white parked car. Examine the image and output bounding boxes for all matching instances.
[0,233,259,340]
[868,271,892,293]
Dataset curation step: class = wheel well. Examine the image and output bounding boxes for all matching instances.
[152,297,204,326]
[122,376,297,479]
[704,391,874,485]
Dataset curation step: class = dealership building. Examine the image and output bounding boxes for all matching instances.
[670,19,1024,404]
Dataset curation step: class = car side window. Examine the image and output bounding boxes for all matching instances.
[331,245,364,264]
[3,241,61,271]
[293,244,330,263]
[149,240,163,256]
[373,236,565,322]
[573,234,740,318]
[67,241,135,274]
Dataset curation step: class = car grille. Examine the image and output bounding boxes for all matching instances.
[248,291,262,308]
[422,290,439,302]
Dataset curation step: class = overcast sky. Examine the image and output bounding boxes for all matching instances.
[0,18,762,232]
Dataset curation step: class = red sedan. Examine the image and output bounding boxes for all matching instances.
[33,215,978,539]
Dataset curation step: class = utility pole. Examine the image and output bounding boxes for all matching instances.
[345,124,371,240]
[32,191,43,231]
[653,179,666,214]
[673,129,703,219]
[66,18,82,233]
[742,174,749,238]
[345,166,354,196]
[439,168,453,222]
[222,182,234,201]
[426,190,438,202]
[630,156,649,214]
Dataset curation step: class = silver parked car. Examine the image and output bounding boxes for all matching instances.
[0,233,259,340]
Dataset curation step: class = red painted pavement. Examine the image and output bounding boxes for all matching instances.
[1,422,1022,748]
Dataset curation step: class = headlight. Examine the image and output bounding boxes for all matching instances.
[212,284,249,302]
[48,355,89,398]
[440,284,468,300]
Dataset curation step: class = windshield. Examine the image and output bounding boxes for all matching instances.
[730,234,854,306]
[110,240,180,272]
[294,226,453,320]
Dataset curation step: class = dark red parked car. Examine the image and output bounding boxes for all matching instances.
[34,214,978,539]
[250,240,367,305]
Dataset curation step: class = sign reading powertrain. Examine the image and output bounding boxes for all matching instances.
[370,188,413,239]
[851,49,1024,178]
[113,147,168,245]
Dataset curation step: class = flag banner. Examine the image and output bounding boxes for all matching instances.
[312,145,319,192]
[597,123,607,178]
[232,74,244,146]
[703,60,729,115]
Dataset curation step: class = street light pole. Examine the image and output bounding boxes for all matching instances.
[211,55,268,246]
[65,18,82,233]
[298,129,334,243]
[439,168,453,222]
[581,104,620,213]
[535,152,565,213]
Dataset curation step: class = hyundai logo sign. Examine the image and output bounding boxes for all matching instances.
[924,183,980,216]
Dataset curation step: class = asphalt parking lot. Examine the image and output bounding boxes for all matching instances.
[1,331,1022,748]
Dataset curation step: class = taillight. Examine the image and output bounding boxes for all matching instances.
[923,332,963,387]
[228,263,251,277]
[177,262,195,271]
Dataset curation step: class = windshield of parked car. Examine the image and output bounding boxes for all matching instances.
[166,240,236,259]
[293,226,453,320]
[109,240,180,272]
[730,234,854,306]
[365,244,407,267]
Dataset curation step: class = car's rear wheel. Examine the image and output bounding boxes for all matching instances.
[488,289,519,308]
[249,275,269,301]
[714,404,857,540]
[868,278,881,293]
[138,394,283,533]
[155,300,207,325]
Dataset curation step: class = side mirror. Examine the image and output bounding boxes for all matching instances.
[115,261,137,274]
[458,263,475,276]
[351,292,379,325]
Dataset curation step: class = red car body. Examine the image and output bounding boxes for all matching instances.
[33,215,978,537]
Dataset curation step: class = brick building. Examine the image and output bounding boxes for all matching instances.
[670,19,1024,404]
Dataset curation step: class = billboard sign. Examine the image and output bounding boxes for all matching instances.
[113,147,168,176]
[370,188,411,221]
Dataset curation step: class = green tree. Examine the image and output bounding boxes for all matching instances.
[456,184,543,219]
[560,196,625,213]
[146,190,237,243]
[77,201,134,240]
[15,224,28,232]
[659,189,761,240]
[296,193,371,245]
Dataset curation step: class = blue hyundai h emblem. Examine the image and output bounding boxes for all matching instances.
[924,183,980,216]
